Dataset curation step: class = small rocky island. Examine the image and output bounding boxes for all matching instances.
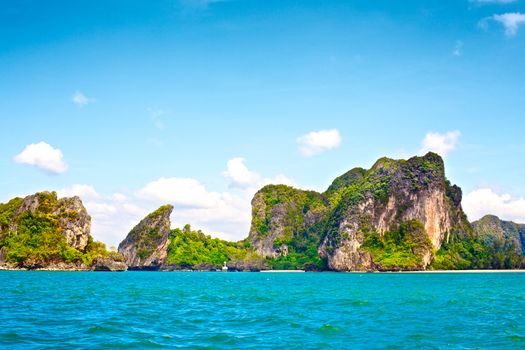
[0,191,126,271]
[1,152,524,271]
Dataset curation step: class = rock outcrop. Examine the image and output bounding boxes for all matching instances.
[2,191,91,250]
[0,191,126,271]
[118,205,173,269]
[92,256,128,271]
[472,215,525,255]
[248,186,328,258]
[248,153,471,271]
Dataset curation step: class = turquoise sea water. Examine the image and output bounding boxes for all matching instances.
[1,271,525,349]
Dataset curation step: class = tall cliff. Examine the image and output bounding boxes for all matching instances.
[248,153,472,271]
[0,191,125,270]
[118,205,173,269]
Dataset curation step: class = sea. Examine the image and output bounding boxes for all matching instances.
[1,271,524,349]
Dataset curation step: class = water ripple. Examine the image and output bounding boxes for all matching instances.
[1,271,525,349]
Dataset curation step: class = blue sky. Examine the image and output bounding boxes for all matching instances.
[1,0,525,246]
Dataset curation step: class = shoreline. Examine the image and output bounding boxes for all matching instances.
[2,266,525,273]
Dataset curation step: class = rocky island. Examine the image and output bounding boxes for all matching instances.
[1,153,524,271]
[0,191,126,271]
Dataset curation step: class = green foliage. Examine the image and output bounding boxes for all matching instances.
[0,194,120,268]
[35,191,59,214]
[0,197,23,233]
[430,232,525,270]
[269,220,328,270]
[146,204,173,220]
[166,225,255,268]
[362,220,432,269]
[253,185,328,239]
[2,211,77,266]
[401,153,445,191]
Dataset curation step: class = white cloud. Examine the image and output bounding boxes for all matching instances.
[223,158,262,188]
[58,184,149,248]
[463,188,525,224]
[14,142,68,174]
[419,130,461,157]
[57,184,100,200]
[297,129,342,157]
[112,193,128,202]
[137,177,221,208]
[222,157,295,194]
[493,13,525,36]
[72,91,95,107]
[55,159,295,246]
[136,175,253,241]
[453,40,463,56]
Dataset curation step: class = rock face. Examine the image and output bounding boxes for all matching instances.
[92,256,128,271]
[248,153,471,271]
[0,191,125,270]
[2,191,91,251]
[118,205,173,269]
[472,215,525,255]
[248,185,328,258]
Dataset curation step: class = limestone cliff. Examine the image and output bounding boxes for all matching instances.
[0,191,125,271]
[1,191,91,251]
[320,153,468,271]
[248,153,471,271]
[118,205,173,269]
[248,185,328,258]
[472,215,525,255]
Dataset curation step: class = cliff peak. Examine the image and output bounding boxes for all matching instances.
[248,152,469,271]
[118,204,173,269]
[0,191,125,270]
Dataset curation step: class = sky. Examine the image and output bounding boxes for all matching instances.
[1,0,525,247]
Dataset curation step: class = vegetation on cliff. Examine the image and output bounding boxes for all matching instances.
[118,204,173,268]
[0,192,123,269]
[166,224,264,270]
[118,205,266,271]
[362,220,432,270]
[3,153,525,272]
[248,153,525,271]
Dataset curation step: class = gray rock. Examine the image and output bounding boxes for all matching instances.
[92,257,128,271]
[118,205,173,269]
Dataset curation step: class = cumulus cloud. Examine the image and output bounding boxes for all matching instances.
[56,158,296,246]
[57,184,100,200]
[493,13,525,36]
[136,175,253,241]
[463,188,525,223]
[222,157,295,195]
[58,184,149,247]
[297,129,342,157]
[419,130,460,157]
[137,177,221,208]
[14,142,68,174]
[72,91,95,107]
[223,158,262,188]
